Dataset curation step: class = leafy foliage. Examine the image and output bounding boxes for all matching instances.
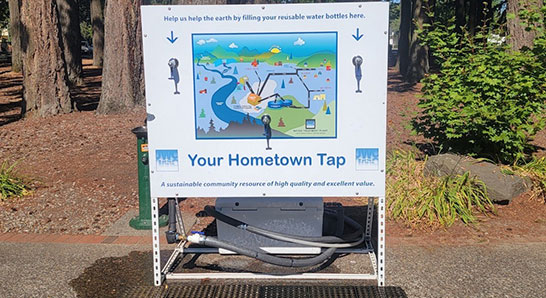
[386,150,496,228]
[0,161,31,201]
[0,0,9,30]
[413,9,546,163]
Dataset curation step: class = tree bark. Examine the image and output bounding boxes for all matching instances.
[468,0,484,35]
[97,0,145,114]
[56,0,82,86]
[406,0,429,83]
[397,0,411,77]
[91,0,104,67]
[98,0,228,114]
[507,0,543,51]
[455,0,465,34]
[20,1,72,117]
[8,0,22,73]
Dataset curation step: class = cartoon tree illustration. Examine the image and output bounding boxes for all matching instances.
[289,53,293,60]
[289,78,293,84]
[208,118,216,132]
[231,96,237,104]
[199,108,206,118]
[233,66,238,74]
[243,113,251,124]
[322,101,328,111]
[196,73,200,80]
[211,77,216,84]
[278,117,285,127]
[326,106,331,115]
[281,80,285,89]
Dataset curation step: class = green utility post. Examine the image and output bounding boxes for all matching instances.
[130,126,168,229]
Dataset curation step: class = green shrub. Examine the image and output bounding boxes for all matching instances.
[386,150,496,228]
[413,19,546,164]
[0,161,31,201]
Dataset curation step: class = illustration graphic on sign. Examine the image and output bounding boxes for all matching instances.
[355,148,379,171]
[156,150,179,172]
[141,2,389,198]
[168,58,181,95]
[192,32,337,139]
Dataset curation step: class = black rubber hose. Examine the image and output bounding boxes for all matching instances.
[204,205,364,243]
[199,208,343,268]
[202,236,337,267]
[167,198,177,232]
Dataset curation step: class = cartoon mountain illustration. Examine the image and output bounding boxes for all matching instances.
[238,47,260,57]
[255,52,275,61]
[196,51,217,62]
[264,53,290,64]
[210,45,238,60]
[297,52,336,68]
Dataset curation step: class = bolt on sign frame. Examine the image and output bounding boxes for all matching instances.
[140,1,388,287]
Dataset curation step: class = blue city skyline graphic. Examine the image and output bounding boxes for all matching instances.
[156,150,179,172]
[355,148,379,171]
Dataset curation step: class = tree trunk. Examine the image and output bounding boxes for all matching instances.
[91,0,104,67]
[397,0,411,77]
[406,0,429,83]
[8,0,22,73]
[98,0,228,114]
[97,0,145,114]
[507,0,543,51]
[56,0,82,86]
[20,1,72,117]
[468,0,484,35]
[455,0,465,34]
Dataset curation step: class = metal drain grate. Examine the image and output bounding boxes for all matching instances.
[123,285,407,298]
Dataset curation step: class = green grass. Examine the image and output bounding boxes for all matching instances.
[0,161,32,201]
[263,95,314,133]
[512,156,546,202]
[386,150,496,228]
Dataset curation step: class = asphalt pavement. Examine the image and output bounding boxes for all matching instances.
[0,241,544,297]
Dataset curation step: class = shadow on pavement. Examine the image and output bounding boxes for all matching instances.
[71,249,406,298]
[70,202,404,297]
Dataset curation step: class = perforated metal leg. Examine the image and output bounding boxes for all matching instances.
[366,197,374,239]
[158,197,386,286]
[377,196,386,286]
[151,197,162,286]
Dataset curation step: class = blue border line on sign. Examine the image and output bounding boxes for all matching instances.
[191,31,338,141]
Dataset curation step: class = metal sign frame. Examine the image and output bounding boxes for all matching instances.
[140,2,388,287]
[150,196,385,286]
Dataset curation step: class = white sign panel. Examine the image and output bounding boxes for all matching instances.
[141,2,389,198]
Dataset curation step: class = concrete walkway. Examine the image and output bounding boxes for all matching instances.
[0,235,544,297]
[0,241,148,297]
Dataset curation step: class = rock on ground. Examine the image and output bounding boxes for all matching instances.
[424,154,529,204]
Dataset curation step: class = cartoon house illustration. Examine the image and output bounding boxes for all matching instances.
[325,61,332,71]
[313,94,326,100]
